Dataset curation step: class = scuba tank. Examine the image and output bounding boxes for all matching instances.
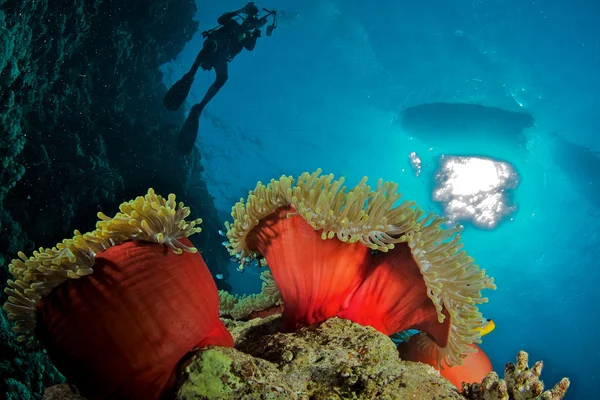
[201,26,219,39]
[201,7,278,40]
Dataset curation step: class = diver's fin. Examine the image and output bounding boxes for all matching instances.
[164,72,195,111]
[177,105,203,155]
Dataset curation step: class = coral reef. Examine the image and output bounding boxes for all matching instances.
[0,308,63,400]
[0,0,229,283]
[1,0,230,397]
[462,351,570,400]
[176,316,464,400]
[38,316,571,400]
[3,189,233,399]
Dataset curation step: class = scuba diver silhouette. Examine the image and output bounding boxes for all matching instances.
[164,2,278,154]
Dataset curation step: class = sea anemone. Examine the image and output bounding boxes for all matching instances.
[219,270,283,320]
[398,319,496,390]
[2,189,234,400]
[225,169,495,366]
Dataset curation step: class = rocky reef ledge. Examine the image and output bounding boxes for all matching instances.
[0,0,230,286]
[42,316,569,400]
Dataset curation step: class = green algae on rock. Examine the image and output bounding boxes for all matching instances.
[177,347,294,400]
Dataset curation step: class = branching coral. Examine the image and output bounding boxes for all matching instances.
[219,270,283,320]
[2,189,234,400]
[224,169,496,367]
[462,351,570,400]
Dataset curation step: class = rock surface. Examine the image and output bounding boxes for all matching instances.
[0,0,229,283]
[42,384,86,400]
[176,317,463,400]
[39,316,571,400]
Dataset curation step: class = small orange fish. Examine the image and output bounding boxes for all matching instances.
[398,319,494,391]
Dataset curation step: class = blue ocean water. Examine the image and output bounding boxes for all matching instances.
[163,1,599,398]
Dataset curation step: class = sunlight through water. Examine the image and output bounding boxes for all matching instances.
[433,156,519,229]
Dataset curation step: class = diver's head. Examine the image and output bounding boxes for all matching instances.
[245,3,259,17]
[242,2,259,28]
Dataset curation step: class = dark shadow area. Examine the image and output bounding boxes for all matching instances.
[399,102,534,150]
[550,133,600,209]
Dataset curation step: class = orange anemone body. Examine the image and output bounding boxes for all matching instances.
[36,238,233,400]
[338,245,450,344]
[246,206,371,331]
[246,207,449,346]
[399,339,492,391]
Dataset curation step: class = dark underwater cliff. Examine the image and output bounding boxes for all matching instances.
[0,0,230,397]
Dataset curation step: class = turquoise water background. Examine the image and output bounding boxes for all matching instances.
[163,1,599,398]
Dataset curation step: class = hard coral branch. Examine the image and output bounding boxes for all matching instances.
[462,351,570,400]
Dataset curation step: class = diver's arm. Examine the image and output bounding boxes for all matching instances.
[217,11,239,25]
[241,29,261,51]
[217,2,255,25]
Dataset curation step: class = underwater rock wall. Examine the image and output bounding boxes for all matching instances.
[1,0,230,397]
[0,0,230,286]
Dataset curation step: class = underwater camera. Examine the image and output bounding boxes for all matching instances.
[262,8,278,36]
[266,24,275,36]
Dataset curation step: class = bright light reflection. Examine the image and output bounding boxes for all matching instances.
[408,151,422,176]
[433,156,519,229]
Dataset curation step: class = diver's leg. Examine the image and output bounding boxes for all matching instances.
[177,60,228,154]
[190,39,218,75]
[164,40,217,111]
[190,51,207,76]
[164,62,200,111]
[196,60,229,111]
